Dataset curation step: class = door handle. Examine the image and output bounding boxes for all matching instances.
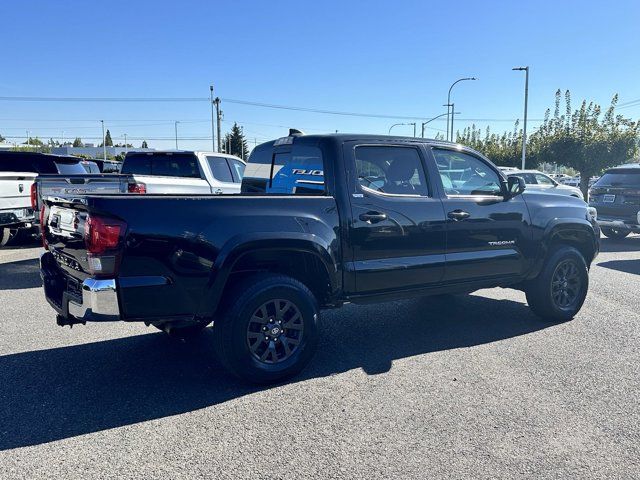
[214,188,223,194]
[448,209,470,221]
[359,211,388,223]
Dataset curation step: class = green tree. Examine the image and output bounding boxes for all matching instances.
[141,140,148,148]
[456,122,531,168]
[222,123,249,159]
[0,133,5,142]
[533,90,639,197]
[72,137,84,147]
[103,129,114,147]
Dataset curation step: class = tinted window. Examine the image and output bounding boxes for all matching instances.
[354,146,428,196]
[81,162,101,173]
[535,173,555,185]
[54,162,89,174]
[122,153,200,178]
[242,145,324,194]
[227,158,246,182]
[207,156,233,182]
[595,170,640,187]
[433,149,502,196]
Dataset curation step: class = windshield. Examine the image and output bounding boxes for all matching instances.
[594,170,640,187]
[54,162,89,174]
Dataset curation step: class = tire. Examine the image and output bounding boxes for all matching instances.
[0,227,27,247]
[601,227,630,239]
[525,246,589,322]
[212,274,319,384]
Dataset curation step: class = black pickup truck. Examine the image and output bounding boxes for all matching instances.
[40,133,600,383]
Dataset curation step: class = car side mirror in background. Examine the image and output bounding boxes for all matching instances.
[507,176,526,197]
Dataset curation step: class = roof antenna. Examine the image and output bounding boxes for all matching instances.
[289,128,305,137]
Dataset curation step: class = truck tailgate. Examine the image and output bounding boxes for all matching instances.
[36,174,130,209]
[0,173,37,226]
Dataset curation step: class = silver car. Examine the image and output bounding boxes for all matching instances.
[508,170,584,200]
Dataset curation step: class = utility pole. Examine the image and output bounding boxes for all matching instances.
[513,66,529,169]
[101,120,106,160]
[214,97,222,153]
[174,121,180,149]
[61,131,65,146]
[209,85,216,152]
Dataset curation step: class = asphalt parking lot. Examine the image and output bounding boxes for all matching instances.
[0,237,638,479]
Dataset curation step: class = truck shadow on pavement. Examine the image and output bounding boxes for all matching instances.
[598,235,640,253]
[597,259,640,276]
[0,294,552,451]
[0,258,42,290]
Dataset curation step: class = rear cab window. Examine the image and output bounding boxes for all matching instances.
[242,142,325,195]
[122,153,201,178]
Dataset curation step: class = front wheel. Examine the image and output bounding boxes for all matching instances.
[525,246,589,322]
[212,274,319,384]
[601,227,630,239]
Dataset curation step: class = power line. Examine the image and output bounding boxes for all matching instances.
[0,95,544,122]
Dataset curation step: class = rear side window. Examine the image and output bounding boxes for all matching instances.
[227,158,245,182]
[207,156,234,182]
[242,145,325,195]
[122,153,201,178]
[354,145,428,196]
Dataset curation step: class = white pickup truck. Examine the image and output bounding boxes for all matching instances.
[0,172,37,246]
[34,151,246,209]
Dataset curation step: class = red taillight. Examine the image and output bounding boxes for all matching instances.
[128,182,146,194]
[30,183,38,210]
[84,215,126,254]
[39,205,49,250]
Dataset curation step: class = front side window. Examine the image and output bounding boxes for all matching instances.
[433,149,502,196]
[207,156,233,182]
[354,146,428,196]
[227,158,245,182]
[535,173,555,185]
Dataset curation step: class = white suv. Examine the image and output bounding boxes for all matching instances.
[508,170,584,200]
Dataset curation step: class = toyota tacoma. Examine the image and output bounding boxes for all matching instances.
[39,133,600,383]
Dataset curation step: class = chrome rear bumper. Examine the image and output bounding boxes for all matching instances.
[68,278,120,321]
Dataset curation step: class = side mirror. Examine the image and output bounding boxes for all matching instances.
[507,176,526,197]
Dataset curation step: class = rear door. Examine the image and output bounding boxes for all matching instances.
[344,141,447,293]
[431,147,530,282]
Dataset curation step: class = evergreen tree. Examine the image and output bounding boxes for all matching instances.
[72,137,84,147]
[141,140,148,148]
[0,133,5,142]
[222,123,249,159]
[104,129,113,147]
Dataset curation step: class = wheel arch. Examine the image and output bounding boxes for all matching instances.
[195,233,340,318]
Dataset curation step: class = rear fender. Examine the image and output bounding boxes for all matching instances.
[195,233,339,318]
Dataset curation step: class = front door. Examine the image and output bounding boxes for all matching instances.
[344,142,447,293]
[430,147,531,282]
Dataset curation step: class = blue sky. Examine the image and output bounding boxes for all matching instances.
[1,0,639,151]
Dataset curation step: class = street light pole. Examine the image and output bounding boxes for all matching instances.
[421,111,458,138]
[214,85,220,152]
[174,121,180,149]
[124,133,128,155]
[410,122,416,137]
[101,120,106,160]
[513,66,529,170]
[388,123,406,135]
[446,77,477,141]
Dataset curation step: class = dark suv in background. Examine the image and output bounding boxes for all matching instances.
[589,164,640,239]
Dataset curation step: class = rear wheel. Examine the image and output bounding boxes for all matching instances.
[212,274,319,384]
[0,227,27,247]
[525,246,589,322]
[601,227,630,239]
